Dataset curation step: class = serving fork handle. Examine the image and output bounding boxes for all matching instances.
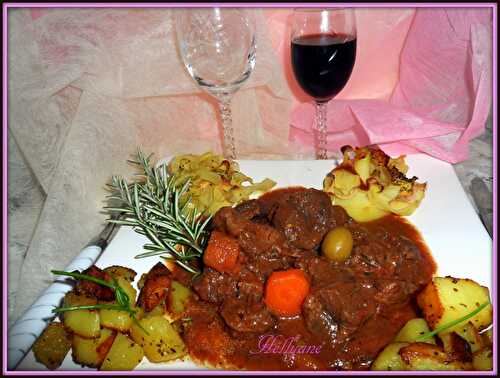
[7,245,103,370]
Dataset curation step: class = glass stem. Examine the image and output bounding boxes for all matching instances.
[218,97,236,160]
[315,101,328,160]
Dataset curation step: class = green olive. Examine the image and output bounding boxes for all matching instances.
[321,227,354,262]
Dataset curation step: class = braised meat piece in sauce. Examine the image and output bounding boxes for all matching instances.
[184,187,435,370]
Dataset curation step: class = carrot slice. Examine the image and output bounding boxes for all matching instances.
[264,269,310,316]
[203,231,240,273]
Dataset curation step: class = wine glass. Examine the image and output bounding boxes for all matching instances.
[175,8,257,159]
[291,9,357,159]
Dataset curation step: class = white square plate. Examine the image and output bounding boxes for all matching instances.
[17,155,493,371]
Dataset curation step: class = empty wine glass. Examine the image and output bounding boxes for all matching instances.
[175,8,257,159]
[291,9,357,159]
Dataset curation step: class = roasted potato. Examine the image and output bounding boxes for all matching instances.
[104,265,137,283]
[371,342,409,371]
[62,291,100,338]
[99,277,137,332]
[99,306,134,332]
[472,347,493,370]
[394,318,436,345]
[143,303,166,318]
[439,332,473,362]
[115,276,136,303]
[481,327,493,347]
[32,322,72,370]
[455,322,484,353]
[129,315,186,363]
[72,328,116,368]
[168,280,192,316]
[416,277,492,335]
[399,342,473,370]
[137,263,171,312]
[74,265,114,301]
[100,333,144,371]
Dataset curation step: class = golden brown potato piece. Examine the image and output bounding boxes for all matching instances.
[104,265,137,283]
[62,291,100,338]
[117,277,136,303]
[399,342,472,370]
[136,263,171,312]
[416,277,492,334]
[168,280,192,316]
[371,342,409,371]
[480,328,493,347]
[439,332,473,363]
[394,318,436,345]
[72,328,116,368]
[100,333,144,371]
[455,322,484,353]
[129,315,186,363]
[472,347,493,371]
[74,265,114,301]
[99,277,137,332]
[33,322,72,370]
[99,306,134,332]
[143,303,166,318]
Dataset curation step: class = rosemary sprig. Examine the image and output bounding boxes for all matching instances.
[51,270,147,334]
[415,301,490,342]
[105,150,212,276]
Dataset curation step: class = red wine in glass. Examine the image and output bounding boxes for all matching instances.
[291,33,357,103]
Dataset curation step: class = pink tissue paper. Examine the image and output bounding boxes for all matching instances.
[266,8,492,163]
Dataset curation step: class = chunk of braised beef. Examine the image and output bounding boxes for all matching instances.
[220,298,275,333]
[302,294,340,345]
[317,281,378,327]
[192,268,237,304]
[268,189,336,250]
[235,269,265,303]
[183,300,237,364]
[234,199,262,219]
[373,280,417,305]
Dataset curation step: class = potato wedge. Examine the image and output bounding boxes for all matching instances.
[394,318,436,344]
[116,276,137,304]
[129,315,186,363]
[62,292,100,338]
[371,342,409,371]
[480,327,493,347]
[104,266,137,283]
[168,280,192,316]
[472,347,493,371]
[74,265,114,301]
[99,306,134,332]
[439,332,473,362]
[137,263,171,312]
[399,342,472,370]
[72,328,116,368]
[100,333,144,371]
[416,277,492,334]
[144,303,166,318]
[33,322,72,370]
[99,278,137,332]
[454,322,484,353]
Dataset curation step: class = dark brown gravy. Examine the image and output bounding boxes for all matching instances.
[179,188,436,371]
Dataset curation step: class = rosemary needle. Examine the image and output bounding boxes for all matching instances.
[105,150,211,275]
[51,270,148,334]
